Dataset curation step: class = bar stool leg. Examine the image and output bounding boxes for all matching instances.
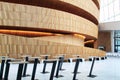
[31,58,38,80]
[55,57,63,78]
[22,57,30,77]
[59,57,65,71]
[0,59,5,79]
[50,61,57,80]
[88,57,97,78]
[42,56,49,73]
[73,59,80,80]
[16,64,24,80]
[4,60,11,80]
[42,62,47,73]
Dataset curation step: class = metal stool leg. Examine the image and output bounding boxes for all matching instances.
[59,57,65,71]
[73,59,80,80]
[17,64,24,80]
[42,56,49,74]
[22,57,30,77]
[31,58,38,80]
[50,61,57,80]
[55,57,63,78]
[0,59,5,79]
[88,57,97,78]
[4,59,11,80]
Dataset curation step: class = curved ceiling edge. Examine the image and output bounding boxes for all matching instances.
[92,0,100,9]
[1,0,98,25]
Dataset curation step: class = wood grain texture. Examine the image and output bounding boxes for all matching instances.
[0,2,98,39]
[60,0,99,20]
[0,34,105,59]
[0,1,103,59]
[94,31,111,52]
[0,0,99,25]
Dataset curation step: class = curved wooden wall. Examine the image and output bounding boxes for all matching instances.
[0,34,84,46]
[0,1,105,59]
[60,0,99,20]
[0,34,105,59]
[33,35,84,46]
[0,0,99,25]
[0,2,98,39]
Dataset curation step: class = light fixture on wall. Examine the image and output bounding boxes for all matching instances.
[0,29,54,37]
[73,34,86,39]
[84,40,94,44]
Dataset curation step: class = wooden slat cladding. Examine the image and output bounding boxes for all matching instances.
[0,2,98,40]
[59,0,99,21]
[0,0,98,25]
[0,34,105,59]
[0,34,85,46]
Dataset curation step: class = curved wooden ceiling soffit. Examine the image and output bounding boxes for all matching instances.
[1,0,98,25]
[92,0,100,9]
[0,25,97,40]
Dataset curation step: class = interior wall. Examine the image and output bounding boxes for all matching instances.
[95,31,111,52]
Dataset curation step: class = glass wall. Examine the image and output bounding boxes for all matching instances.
[114,31,120,52]
[100,0,120,22]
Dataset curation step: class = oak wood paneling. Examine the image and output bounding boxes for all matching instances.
[0,34,105,59]
[0,2,98,39]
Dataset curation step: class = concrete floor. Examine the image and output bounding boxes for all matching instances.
[1,57,120,80]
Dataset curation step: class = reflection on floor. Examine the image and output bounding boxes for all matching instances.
[1,57,120,80]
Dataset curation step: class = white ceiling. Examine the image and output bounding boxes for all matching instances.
[99,21,120,31]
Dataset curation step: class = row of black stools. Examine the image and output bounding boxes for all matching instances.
[20,57,40,80]
[25,56,58,80]
[0,56,58,80]
[41,55,65,78]
[89,56,107,61]
[0,57,39,80]
[42,56,107,80]
[73,57,98,80]
[0,56,106,80]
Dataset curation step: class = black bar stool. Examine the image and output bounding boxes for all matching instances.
[89,57,93,61]
[30,57,40,80]
[96,57,99,61]
[22,56,30,77]
[105,56,107,59]
[59,56,65,71]
[58,54,66,71]
[72,58,82,74]
[73,58,82,80]
[44,59,57,80]
[101,57,105,60]
[88,57,97,78]
[9,61,28,80]
[55,56,64,78]
[41,55,50,74]
[17,63,24,80]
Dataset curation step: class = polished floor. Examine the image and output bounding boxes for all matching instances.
[1,57,120,80]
